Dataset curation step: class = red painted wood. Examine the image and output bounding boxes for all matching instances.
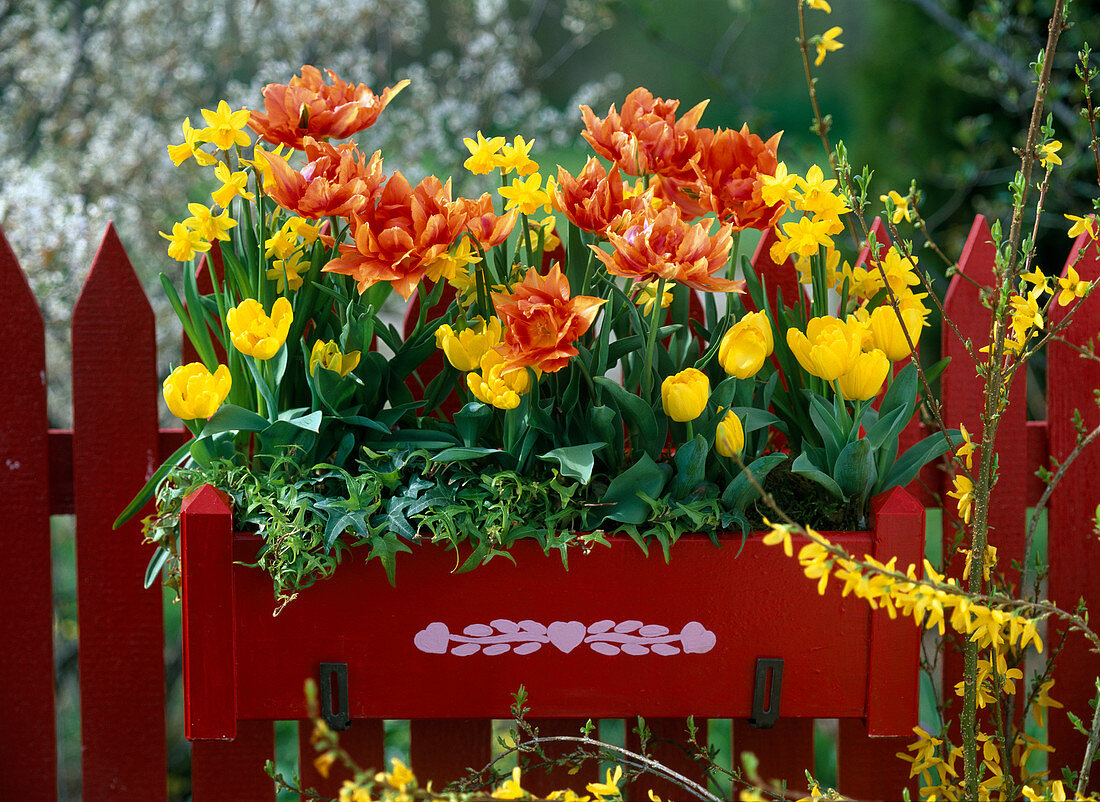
[72,224,167,799]
[298,719,384,799]
[732,718,815,793]
[181,485,238,740]
[837,718,914,800]
[191,720,274,801]
[1046,232,1100,789]
[0,226,58,798]
[624,717,707,801]
[519,718,589,797]
[1027,420,1048,505]
[409,719,492,790]
[866,488,924,736]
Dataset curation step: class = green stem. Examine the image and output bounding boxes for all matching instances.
[641,276,668,400]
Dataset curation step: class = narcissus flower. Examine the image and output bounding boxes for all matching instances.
[718,312,774,379]
[162,363,231,420]
[463,131,506,175]
[498,173,553,216]
[467,349,531,410]
[814,26,844,66]
[496,135,538,176]
[435,317,503,372]
[198,100,252,150]
[212,162,255,207]
[635,280,675,317]
[837,349,890,401]
[309,340,361,377]
[159,222,211,262]
[869,304,925,361]
[759,162,801,208]
[183,203,236,242]
[786,315,863,381]
[226,297,293,360]
[661,368,710,422]
[266,251,310,292]
[249,66,408,149]
[715,410,745,457]
[492,264,605,373]
[167,117,217,167]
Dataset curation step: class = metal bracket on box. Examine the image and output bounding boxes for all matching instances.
[750,657,783,729]
[320,662,351,731]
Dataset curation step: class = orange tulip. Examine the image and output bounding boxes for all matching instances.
[492,264,606,374]
[592,205,739,294]
[323,172,467,299]
[259,137,384,219]
[455,194,518,249]
[249,65,409,149]
[553,157,638,235]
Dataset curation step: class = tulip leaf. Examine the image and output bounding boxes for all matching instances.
[538,443,606,484]
[201,404,272,435]
[671,435,709,499]
[143,546,171,589]
[732,407,782,434]
[833,438,876,498]
[808,394,845,468]
[791,453,846,499]
[722,453,787,511]
[431,446,503,463]
[455,402,493,447]
[587,405,623,471]
[880,361,918,418]
[593,377,661,461]
[878,430,962,495]
[866,403,910,450]
[600,453,672,525]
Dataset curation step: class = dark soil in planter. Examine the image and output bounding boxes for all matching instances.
[745,456,863,532]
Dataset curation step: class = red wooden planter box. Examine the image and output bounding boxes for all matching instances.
[180,484,924,742]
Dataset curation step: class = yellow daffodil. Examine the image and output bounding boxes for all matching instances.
[212,162,256,207]
[266,251,310,292]
[528,216,561,253]
[758,162,801,207]
[879,190,913,224]
[162,363,231,420]
[226,297,293,360]
[499,172,553,215]
[198,99,252,150]
[1066,213,1097,239]
[814,26,844,66]
[715,410,745,457]
[285,216,320,245]
[779,215,836,258]
[247,142,287,191]
[426,237,483,283]
[167,117,218,167]
[1056,265,1090,307]
[869,304,924,361]
[786,315,862,381]
[435,316,504,372]
[586,766,623,801]
[496,135,539,175]
[468,349,531,410]
[1039,140,1062,169]
[309,340,361,378]
[463,131,506,175]
[947,473,974,525]
[265,225,299,260]
[159,221,211,262]
[661,368,710,422]
[635,280,675,317]
[492,766,526,799]
[836,348,889,401]
[184,203,236,242]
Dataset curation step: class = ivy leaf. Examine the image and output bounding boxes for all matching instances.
[538,443,606,484]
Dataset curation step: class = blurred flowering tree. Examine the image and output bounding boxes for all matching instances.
[0,0,621,425]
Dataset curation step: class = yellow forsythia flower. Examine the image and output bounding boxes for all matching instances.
[814,26,844,66]
[162,363,231,420]
[338,780,372,802]
[468,349,531,410]
[947,474,974,525]
[435,317,503,372]
[718,311,774,379]
[836,349,889,401]
[661,368,710,422]
[1039,140,1062,169]
[1056,265,1090,307]
[786,315,863,381]
[868,304,924,361]
[715,410,745,458]
[1066,213,1097,239]
[879,190,913,224]
[226,297,293,360]
[309,340,361,378]
[586,766,623,800]
[492,766,526,799]
[375,758,415,792]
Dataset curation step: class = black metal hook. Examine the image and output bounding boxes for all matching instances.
[750,657,783,728]
[320,662,350,731]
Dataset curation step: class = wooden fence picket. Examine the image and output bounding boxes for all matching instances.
[1046,232,1100,789]
[0,227,57,799]
[71,224,168,799]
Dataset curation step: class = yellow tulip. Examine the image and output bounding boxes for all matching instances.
[435,317,503,372]
[785,315,862,381]
[162,363,231,420]
[715,410,745,457]
[869,304,924,361]
[467,349,530,410]
[309,340,361,378]
[661,368,710,422]
[836,349,890,401]
[718,311,774,379]
[226,297,293,360]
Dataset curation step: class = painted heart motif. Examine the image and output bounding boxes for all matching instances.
[547,620,586,653]
[414,622,450,654]
[679,621,716,654]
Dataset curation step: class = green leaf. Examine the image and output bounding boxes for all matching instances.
[594,377,661,461]
[432,446,503,463]
[600,454,672,525]
[538,443,605,484]
[671,435,709,498]
[722,453,787,511]
[880,362,918,418]
[455,402,494,447]
[586,405,623,470]
[807,394,845,469]
[791,453,846,499]
[732,407,783,434]
[878,430,961,495]
[833,438,876,498]
[113,438,193,528]
[143,546,171,589]
[200,404,271,435]
[865,403,910,450]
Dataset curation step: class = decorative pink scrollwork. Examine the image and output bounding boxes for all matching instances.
[413,618,716,656]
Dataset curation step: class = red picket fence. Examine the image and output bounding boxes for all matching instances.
[1,215,1098,800]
